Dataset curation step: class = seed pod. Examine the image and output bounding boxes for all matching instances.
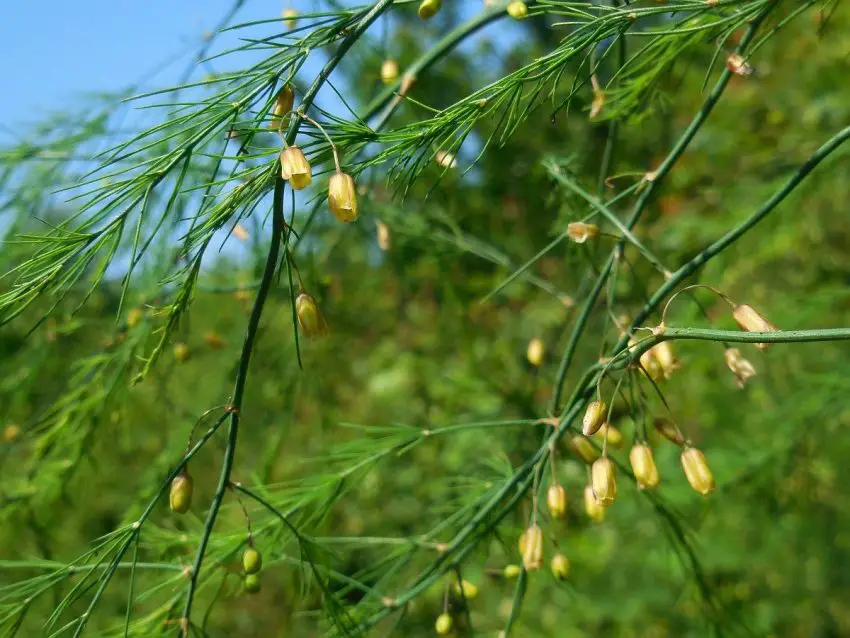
[653,418,686,446]
[435,613,453,635]
[173,342,190,363]
[377,221,391,250]
[591,457,617,507]
[328,172,359,222]
[582,400,607,436]
[418,0,442,19]
[568,435,600,465]
[270,84,294,127]
[521,524,543,571]
[507,0,529,19]
[567,222,599,244]
[527,338,544,367]
[451,579,478,600]
[547,484,567,520]
[503,564,522,579]
[725,347,756,388]
[550,553,570,581]
[280,146,312,190]
[592,424,624,449]
[629,443,660,489]
[169,471,193,514]
[281,7,298,29]
[681,447,715,496]
[583,485,605,522]
[242,547,263,575]
[380,59,399,85]
[295,293,328,338]
[244,573,261,594]
[732,304,778,350]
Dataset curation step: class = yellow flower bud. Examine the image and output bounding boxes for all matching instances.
[724,347,756,388]
[435,613,453,635]
[451,579,478,600]
[242,547,263,575]
[270,84,294,128]
[435,150,457,169]
[169,471,193,514]
[328,172,358,222]
[173,342,190,363]
[377,221,391,251]
[3,424,21,443]
[527,337,544,367]
[681,447,715,496]
[503,564,522,579]
[582,400,607,436]
[418,0,442,20]
[507,0,529,19]
[568,435,600,465]
[547,484,567,520]
[567,222,599,244]
[280,146,312,190]
[380,59,399,85]
[591,457,617,507]
[629,443,660,489]
[127,308,143,329]
[295,293,328,339]
[521,524,543,571]
[592,423,624,449]
[244,573,261,594]
[583,485,605,522]
[732,304,778,350]
[653,418,685,446]
[281,7,298,29]
[550,553,570,581]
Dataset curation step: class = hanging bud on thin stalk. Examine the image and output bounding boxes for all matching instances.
[584,484,605,522]
[281,7,298,30]
[653,418,686,446]
[377,222,391,251]
[725,347,756,388]
[732,304,778,350]
[295,293,328,339]
[242,547,263,575]
[629,443,660,489]
[380,59,399,85]
[550,553,570,581]
[547,484,567,520]
[503,564,522,579]
[568,434,600,465]
[280,146,312,190]
[169,470,193,514]
[590,89,605,119]
[328,172,359,222]
[726,53,755,77]
[269,84,294,128]
[435,150,457,169]
[507,0,529,19]
[243,573,261,594]
[582,400,607,436]
[435,613,453,636]
[681,447,715,496]
[521,524,544,571]
[651,341,679,379]
[451,579,478,600]
[418,0,442,19]
[592,423,624,449]
[567,222,599,244]
[591,457,617,507]
[173,342,190,363]
[527,337,544,367]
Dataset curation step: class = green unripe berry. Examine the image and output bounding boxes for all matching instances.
[169,471,193,514]
[435,613,453,635]
[244,573,261,594]
[243,547,263,574]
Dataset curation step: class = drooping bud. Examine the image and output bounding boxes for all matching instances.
[592,423,623,449]
[591,457,617,507]
[732,304,778,350]
[127,308,143,329]
[567,222,599,244]
[527,338,544,367]
[550,553,570,581]
[203,331,225,349]
[521,524,543,571]
[380,59,399,85]
[244,573,261,594]
[418,0,442,19]
[681,447,715,496]
[280,146,312,190]
[583,485,605,522]
[507,0,529,19]
[547,484,567,520]
[726,53,755,77]
[653,418,686,446]
[242,547,263,575]
[451,579,478,600]
[270,84,294,128]
[503,564,522,579]
[590,89,605,119]
[327,172,359,222]
[169,471,193,514]
[629,443,660,489]
[295,293,328,338]
[377,221,391,251]
[651,341,679,379]
[435,150,458,169]
[724,347,756,388]
[173,342,190,363]
[568,435,600,465]
[582,400,607,436]
[281,7,298,29]
[435,613,453,635]
[639,345,665,381]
